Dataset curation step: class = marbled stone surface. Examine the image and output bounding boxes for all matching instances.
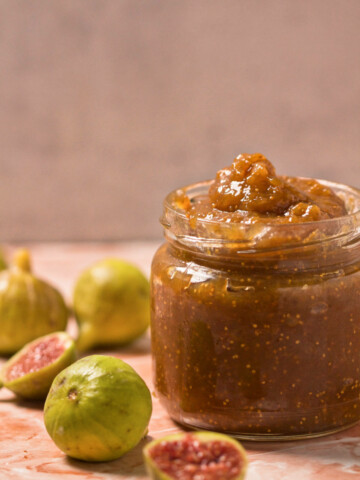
[1,242,360,479]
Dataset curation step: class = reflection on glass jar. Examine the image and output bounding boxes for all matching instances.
[151,178,360,441]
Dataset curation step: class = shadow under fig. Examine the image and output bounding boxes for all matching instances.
[0,394,45,410]
[65,435,153,477]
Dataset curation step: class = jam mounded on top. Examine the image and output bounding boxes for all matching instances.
[184,153,347,224]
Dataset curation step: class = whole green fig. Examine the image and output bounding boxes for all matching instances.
[73,258,150,351]
[0,249,69,355]
[44,355,152,461]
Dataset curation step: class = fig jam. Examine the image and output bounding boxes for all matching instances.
[151,154,360,440]
[205,153,346,221]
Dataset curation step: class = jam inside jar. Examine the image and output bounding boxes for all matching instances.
[151,176,360,441]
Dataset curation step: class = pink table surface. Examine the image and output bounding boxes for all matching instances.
[1,242,360,480]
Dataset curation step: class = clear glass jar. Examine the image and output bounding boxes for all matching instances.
[150,179,360,440]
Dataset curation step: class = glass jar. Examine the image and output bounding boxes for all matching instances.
[150,179,360,440]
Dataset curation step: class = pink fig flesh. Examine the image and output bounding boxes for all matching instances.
[5,336,66,381]
[146,433,247,480]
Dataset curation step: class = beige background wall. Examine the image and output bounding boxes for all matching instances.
[0,0,359,241]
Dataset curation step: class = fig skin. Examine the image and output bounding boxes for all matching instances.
[143,431,248,480]
[44,355,152,462]
[73,258,150,352]
[0,249,7,271]
[0,332,76,400]
[0,249,69,355]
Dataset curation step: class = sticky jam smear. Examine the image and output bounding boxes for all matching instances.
[5,336,65,381]
[149,434,243,480]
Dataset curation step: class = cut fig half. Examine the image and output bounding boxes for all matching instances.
[143,431,248,480]
[0,331,76,400]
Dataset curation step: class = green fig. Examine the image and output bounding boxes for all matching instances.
[143,432,248,480]
[44,355,152,462]
[73,258,150,351]
[0,249,69,355]
[0,331,76,399]
[0,248,7,271]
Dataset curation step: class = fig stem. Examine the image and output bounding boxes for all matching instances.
[13,249,32,272]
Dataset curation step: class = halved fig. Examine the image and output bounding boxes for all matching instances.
[143,431,248,480]
[0,331,76,400]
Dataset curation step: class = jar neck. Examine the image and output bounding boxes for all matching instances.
[162,179,360,274]
[164,228,360,275]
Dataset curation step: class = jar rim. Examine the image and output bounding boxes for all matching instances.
[161,178,360,252]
